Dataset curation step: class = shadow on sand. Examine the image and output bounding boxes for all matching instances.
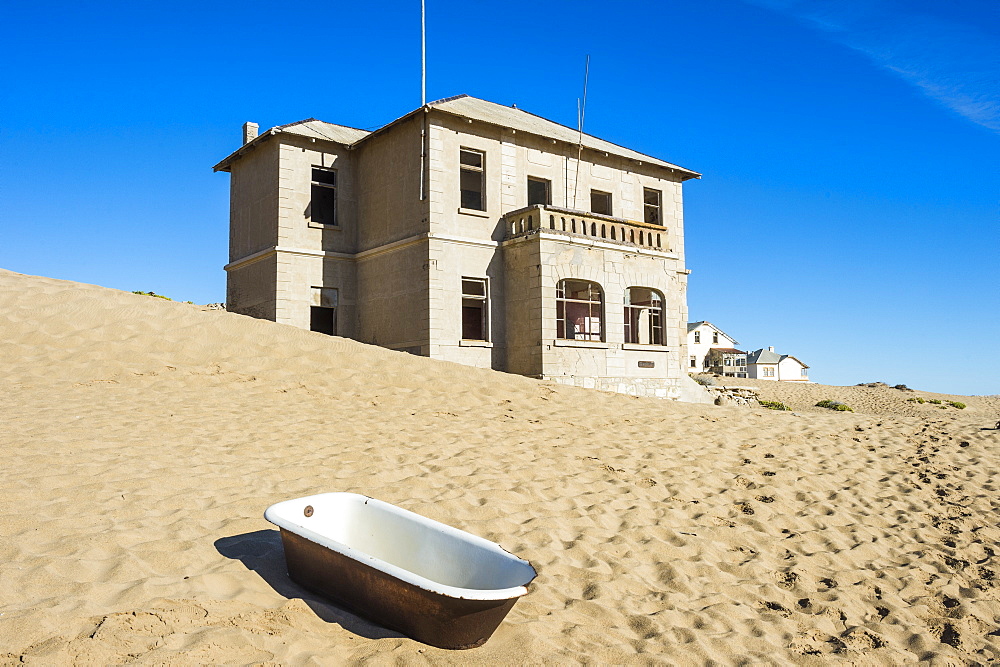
[214,529,403,641]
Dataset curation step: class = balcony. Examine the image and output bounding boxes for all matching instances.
[502,205,672,253]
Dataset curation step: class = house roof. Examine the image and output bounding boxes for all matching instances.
[214,95,700,180]
[686,321,739,345]
[213,119,370,172]
[746,348,782,364]
[424,96,699,179]
[708,348,746,355]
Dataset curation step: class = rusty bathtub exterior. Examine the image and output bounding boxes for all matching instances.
[264,493,536,649]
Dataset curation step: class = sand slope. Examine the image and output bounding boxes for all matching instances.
[2,268,1000,665]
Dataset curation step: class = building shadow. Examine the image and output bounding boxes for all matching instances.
[214,529,403,640]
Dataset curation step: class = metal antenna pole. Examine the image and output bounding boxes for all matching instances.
[421,0,426,106]
[573,54,590,209]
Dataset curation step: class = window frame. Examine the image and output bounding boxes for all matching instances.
[310,167,338,226]
[461,277,489,341]
[623,287,664,345]
[590,190,612,216]
[459,148,486,211]
[643,187,662,225]
[309,286,338,335]
[556,279,604,342]
[527,176,551,206]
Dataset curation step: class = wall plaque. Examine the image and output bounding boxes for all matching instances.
[638,361,655,368]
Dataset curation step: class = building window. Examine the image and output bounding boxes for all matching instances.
[590,190,612,216]
[643,188,662,225]
[310,168,337,225]
[690,356,697,368]
[460,149,485,210]
[624,287,664,345]
[310,287,338,335]
[556,279,603,341]
[801,368,808,377]
[694,330,700,344]
[713,332,719,344]
[461,278,488,341]
[527,177,550,206]
[763,367,775,377]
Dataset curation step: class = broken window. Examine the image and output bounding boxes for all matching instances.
[310,287,338,335]
[527,177,551,206]
[310,168,337,225]
[461,277,488,341]
[643,188,662,225]
[590,190,612,216]
[624,287,664,345]
[556,279,603,341]
[460,149,485,210]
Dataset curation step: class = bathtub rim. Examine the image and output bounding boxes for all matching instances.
[263,492,536,602]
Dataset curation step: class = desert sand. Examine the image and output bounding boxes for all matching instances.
[2,268,999,665]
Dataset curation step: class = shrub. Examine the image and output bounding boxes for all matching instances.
[132,290,172,301]
[928,399,942,405]
[948,401,966,409]
[906,397,926,404]
[759,400,790,411]
[816,400,854,412]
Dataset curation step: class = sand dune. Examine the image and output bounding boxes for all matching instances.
[2,268,999,665]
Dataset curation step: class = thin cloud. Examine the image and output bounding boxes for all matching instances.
[743,0,1000,133]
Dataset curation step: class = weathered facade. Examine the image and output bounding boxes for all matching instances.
[214,95,708,401]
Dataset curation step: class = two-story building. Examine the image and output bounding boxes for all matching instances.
[686,321,739,372]
[214,95,709,401]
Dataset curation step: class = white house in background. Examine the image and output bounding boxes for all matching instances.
[746,347,810,381]
[686,321,739,372]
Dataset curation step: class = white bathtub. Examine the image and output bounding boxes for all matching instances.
[264,492,537,649]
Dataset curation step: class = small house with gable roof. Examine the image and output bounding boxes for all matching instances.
[746,347,809,381]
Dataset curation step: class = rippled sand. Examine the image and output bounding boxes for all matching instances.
[2,269,999,665]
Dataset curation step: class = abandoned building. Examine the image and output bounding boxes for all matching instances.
[214,95,709,401]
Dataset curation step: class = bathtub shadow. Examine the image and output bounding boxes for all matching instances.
[214,529,404,640]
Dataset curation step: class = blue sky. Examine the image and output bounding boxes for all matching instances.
[1,0,997,395]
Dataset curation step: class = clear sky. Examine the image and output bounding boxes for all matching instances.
[2,0,997,395]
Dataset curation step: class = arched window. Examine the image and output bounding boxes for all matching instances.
[624,287,664,345]
[556,280,603,341]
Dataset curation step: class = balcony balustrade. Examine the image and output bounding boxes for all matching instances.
[502,205,671,253]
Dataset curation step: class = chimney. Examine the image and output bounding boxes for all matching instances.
[768,346,774,352]
[242,122,259,145]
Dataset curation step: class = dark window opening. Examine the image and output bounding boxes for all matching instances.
[643,188,662,225]
[310,306,336,335]
[310,168,337,225]
[460,149,485,210]
[461,277,488,340]
[590,190,612,216]
[556,279,603,341]
[713,332,719,344]
[527,177,551,206]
